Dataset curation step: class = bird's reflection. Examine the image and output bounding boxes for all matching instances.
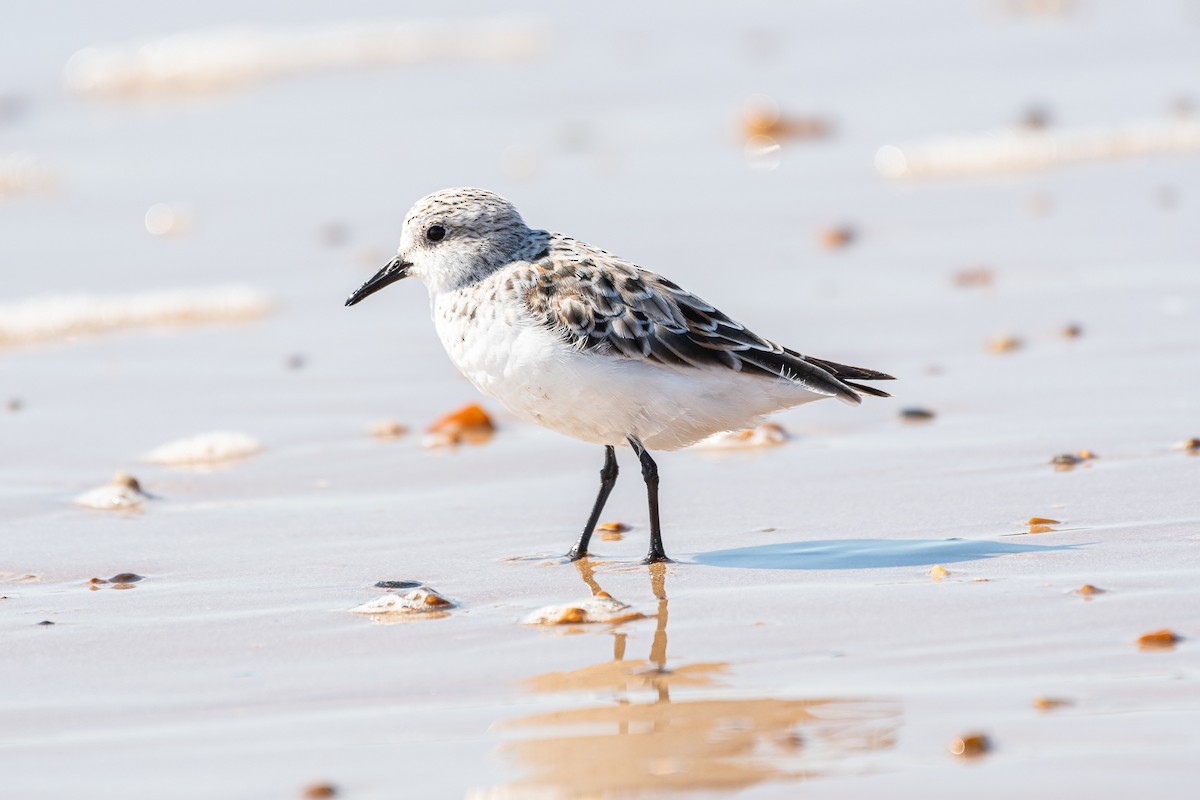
[480,561,900,798]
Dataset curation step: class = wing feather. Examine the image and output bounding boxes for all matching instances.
[518,236,894,402]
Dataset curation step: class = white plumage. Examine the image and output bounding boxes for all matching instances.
[433,285,829,451]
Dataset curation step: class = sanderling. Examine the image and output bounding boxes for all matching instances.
[346,188,893,563]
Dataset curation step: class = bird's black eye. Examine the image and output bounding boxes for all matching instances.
[426,224,446,243]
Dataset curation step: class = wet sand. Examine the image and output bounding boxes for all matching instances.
[3,2,1199,798]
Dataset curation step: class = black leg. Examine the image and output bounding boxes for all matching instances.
[567,445,619,561]
[627,436,671,564]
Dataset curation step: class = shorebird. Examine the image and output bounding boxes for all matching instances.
[346,188,892,563]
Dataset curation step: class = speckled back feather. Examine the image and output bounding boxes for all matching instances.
[513,235,893,404]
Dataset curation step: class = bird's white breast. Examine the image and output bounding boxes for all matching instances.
[430,281,826,450]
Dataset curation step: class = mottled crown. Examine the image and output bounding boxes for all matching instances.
[406,188,529,249]
[406,186,518,223]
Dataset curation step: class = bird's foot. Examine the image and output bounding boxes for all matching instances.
[566,548,589,562]
[641,553,674,565]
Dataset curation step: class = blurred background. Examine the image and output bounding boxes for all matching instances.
[3,2,1200,798]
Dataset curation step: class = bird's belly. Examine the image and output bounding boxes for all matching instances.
[435,306,617,441]
[434,299,824,450]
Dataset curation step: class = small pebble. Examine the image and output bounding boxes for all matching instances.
[742,106,831,141]
[87,573,143,589]
[522,595,644,626]
[1076,584,1105,596]
[303,784,338,799]
[285,354,307,370]
[5,398,21,412]
[73,472,150,511]
[1061,322,1083,339]
[369,421,408,440]
[374,580,422,590]
[987,334,1022,354]
[597,522,629,533]
[109,472,142,492]
[948,733,990,758]
[900,407,935,422]
[694,422,788,450]
[37,620,54,626]
[350,587,455,615]
[818,225,856,250]
[1137,629,1180,650]
[423,403,495,448]
[1027,516,1059,534]
[928,564,950,578]
[1033,697,1072,711]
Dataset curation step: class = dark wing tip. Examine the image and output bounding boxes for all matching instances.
[801,354,895,383]
[844,380,892,399]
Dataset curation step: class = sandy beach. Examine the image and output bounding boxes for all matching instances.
[3,1,1199,798]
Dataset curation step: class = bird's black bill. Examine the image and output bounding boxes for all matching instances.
[345,256,412,306]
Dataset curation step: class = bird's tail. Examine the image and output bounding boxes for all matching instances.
[802,355,895,399]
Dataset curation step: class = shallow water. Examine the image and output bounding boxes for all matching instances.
[4,1,1200,798]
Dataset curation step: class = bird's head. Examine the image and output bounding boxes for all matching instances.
[345,187,535,305]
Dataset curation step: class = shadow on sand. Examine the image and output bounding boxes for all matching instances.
[692,538,1080,570]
